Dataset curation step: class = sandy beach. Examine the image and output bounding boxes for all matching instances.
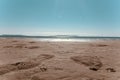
[0,38,119,80]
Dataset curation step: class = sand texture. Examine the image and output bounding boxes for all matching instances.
[0,38,119,80]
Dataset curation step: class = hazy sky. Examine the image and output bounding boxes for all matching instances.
[0,0,120,36]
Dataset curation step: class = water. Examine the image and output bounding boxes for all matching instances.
[33,38,92,42]
[0,35,120,42]
[31,37,120,42]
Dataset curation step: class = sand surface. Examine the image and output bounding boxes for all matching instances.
[0,38,120,80]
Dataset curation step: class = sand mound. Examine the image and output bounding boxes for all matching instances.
[4,45,40,49]
[3,46,13,48]
[31,76,45,80]
[29,41,36,43]
[14,45,25,48]
[97,44,108,47]
[26,46,40,49]
[3,44,26,48]
[71,56,103,71]
[32,54,54,62]
[3,43,40,49]
[11,40,18,42]
[0,54,54,75]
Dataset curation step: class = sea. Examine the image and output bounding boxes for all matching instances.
[31,37,120,42]
[0,35,120,42]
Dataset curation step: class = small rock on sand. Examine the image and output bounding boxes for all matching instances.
[106,68,116,72]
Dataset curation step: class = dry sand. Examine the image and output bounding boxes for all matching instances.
[0,38,119,80]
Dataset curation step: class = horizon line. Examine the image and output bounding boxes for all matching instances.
[0,34,120,38]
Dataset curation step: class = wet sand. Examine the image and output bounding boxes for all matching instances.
[0,38,119,80]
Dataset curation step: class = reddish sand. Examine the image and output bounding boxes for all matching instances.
[0,38,119,80]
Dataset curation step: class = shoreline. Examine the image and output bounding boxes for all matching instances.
[1,37,120,42]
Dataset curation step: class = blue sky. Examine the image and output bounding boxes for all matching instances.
[0,0,120,36]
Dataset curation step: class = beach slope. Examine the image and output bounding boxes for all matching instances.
[0,38,119,80]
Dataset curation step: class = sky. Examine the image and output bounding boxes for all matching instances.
[0,0,120,36]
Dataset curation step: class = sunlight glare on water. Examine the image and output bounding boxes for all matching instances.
[35,38,92,42]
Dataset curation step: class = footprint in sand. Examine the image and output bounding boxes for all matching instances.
[0,54,54,75]
[71,55,103,71]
